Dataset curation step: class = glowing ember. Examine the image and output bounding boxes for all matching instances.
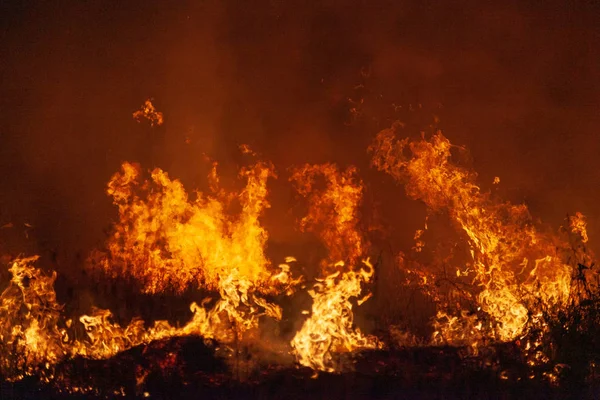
[133,99,164,127]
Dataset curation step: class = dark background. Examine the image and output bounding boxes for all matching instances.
[0,0,599,277]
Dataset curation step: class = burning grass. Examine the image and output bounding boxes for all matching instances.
[1,121,600,398]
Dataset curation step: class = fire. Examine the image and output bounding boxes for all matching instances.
[133,99,164,127]
[101,160,275,294]
[0,155,300,379]
[569,211,589,244]
[291,259,380,372]
[1,113,597,390]
[93,159,296,345]
[369,123,574,344]
[290,163,365,269]
[0,253,293,380]
[0,256,173,378]
[0,257,66,380]
[290,164,380,371]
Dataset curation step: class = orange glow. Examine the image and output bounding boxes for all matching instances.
[101,160,275,294]
[290,163,365,269]
[290,164,380,371]
[370,124,574,344]
[0,120,595,385]
[133,99,164,127]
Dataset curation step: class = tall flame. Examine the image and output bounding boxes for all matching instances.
[290,164,380,371]
[95,160,298,345]
[290,163,365,269]
[370,124,572,343]
[0,158,302,380]
[2,118,596,388]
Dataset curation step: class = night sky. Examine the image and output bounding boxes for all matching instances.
[1,0,599,271]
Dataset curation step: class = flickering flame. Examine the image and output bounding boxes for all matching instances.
[290,164,380,371]
[133,99,164,126]
[369,124,574,344]
[93,159,298,345]
[100,160,275,294]
[290,163,365,269]
[0,257,66,380]
[569,212,588,243]
[1,116,596,388]
[0,155,301,380]
[291,259,381,372]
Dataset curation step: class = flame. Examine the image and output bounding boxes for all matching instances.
[0,255,293,379]
[290,164,380,371]
[101,161,275,294]
[0,156,303,379]
[569,212,589,243]
[93,160,297,345]
[370,124,573,343]
[0,255,174,378]
[290,163,365,269]
[291,259,381,372]
[2,117,597,387]
[0,257,66,380]
[432,310,485,350]
[133,99,164,127]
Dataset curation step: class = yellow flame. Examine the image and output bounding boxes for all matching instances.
[2,121,592,384]
[569,212,589,243]
[0,257,66,380]
[0,156,305,379]
[101,161,275,294]
[290,164,379,371]
[370,125,572,343]
[291,260,381,372]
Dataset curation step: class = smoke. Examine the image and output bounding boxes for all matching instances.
[0,0,599,277]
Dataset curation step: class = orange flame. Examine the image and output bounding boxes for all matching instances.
[290,164,380,371]
[101,161,275,294]
[370,124,573,343]
[2,119,595,386]
[291,259,381,372]
[0,257,66,380]
[290,163,365,269]
[133,99,164,127]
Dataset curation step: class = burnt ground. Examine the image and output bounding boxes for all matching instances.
[1,336,597,400]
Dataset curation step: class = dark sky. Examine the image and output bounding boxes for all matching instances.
[0,0,599,270]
